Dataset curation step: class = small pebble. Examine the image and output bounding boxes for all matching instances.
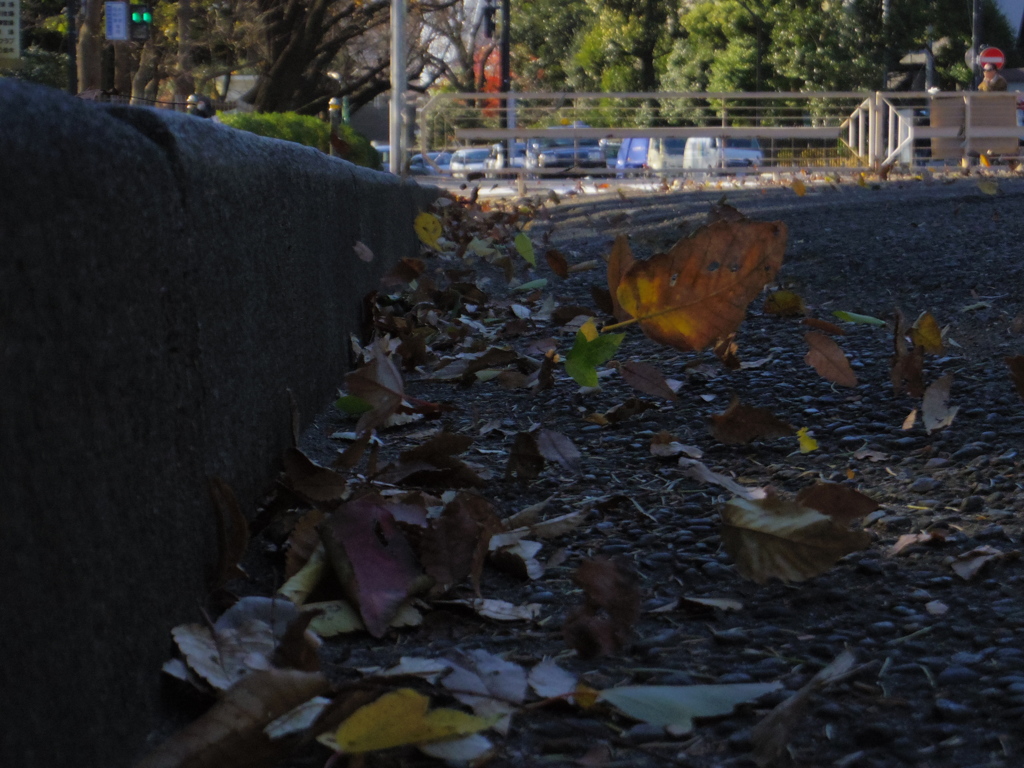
[713,627,751,645]
[933,698,975,722]
[910,477,941,493]
[868,621,898,637]
[623,723,665,744]
[717,671,754,684]
[937,665,979,685]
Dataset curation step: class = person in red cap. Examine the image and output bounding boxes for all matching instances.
[979,62,1008,91]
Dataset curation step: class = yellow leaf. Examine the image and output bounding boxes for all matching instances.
[797,427,818,454]
[414,212,442,250]
[615,220,787,352]
[790,179,806,197]
[977,179,999,196]
[335,688,490,754]
[909,311,943,354]
[574,684,601,709]
[580,318,599,342]
[857,172,867,187]
[980,154,991,167]
[763,289,805,316]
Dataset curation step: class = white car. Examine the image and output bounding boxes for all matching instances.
[449,148,491,178]
[485,142,527,171]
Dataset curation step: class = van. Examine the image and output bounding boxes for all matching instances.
[615,137,689,173]
[682,137,763,170]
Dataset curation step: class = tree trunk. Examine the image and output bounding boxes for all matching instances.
[114,42,133,96]
[176,0,195,102]
[131,41,160,103]
[76,0,104,92]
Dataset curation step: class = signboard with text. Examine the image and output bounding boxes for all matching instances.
[0,0,21,62]
[106,2,129,41]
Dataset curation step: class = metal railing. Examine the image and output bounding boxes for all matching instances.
[415,90,1024,176]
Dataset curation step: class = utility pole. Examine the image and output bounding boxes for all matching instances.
[389,0,407,173]
[971,0,982,87]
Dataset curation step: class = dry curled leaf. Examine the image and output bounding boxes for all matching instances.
[563,558,641,659]
[615,219,787,352]
[922,375,959,434]
[709,398,795,445]
[619,360,679,401]
[606,234,635,322]
[795,482,879,526]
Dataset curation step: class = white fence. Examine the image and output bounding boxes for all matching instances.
[415,90,1024,174]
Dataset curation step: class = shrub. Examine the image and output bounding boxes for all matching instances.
[0,47,70,91]
[218,111,381,170]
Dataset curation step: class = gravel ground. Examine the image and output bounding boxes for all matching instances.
[153,172,1024,768]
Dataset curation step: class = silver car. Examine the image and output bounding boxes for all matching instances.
[449,148,491,178]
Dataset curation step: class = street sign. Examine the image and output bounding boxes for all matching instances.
[979,46,1005,69]
[0,0,21,62]
[105,2,128,41]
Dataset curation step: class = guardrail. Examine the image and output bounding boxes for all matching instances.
[415,90,1024,177]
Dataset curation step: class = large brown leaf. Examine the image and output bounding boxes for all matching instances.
[607,234,636,322]
[345,343,404,433]
[804,332,858,388]
[614,220,787,351]
[721,494,870,584]
[709,398,795,445]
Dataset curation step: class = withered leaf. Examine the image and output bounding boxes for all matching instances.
[419,493,503,596]
[136,669,329,768]
[951,545,1015,581]
[209,477,250,587]
[619,360,679,401]
[707,200,746,224]
[607,234,636,322]
[922,375,959,434]
[563,558,641,659]
[721,494,871,584]
[712,334,741,369]
[320,495,427,637]
[283,448,347,504]
[709,398,796,445]
[380,257,426,289]
[891,345,925,398]
[507,431,546,481]
[552,305,597,327]
[285,509,326,578]
[802,317,846,335]
[535,429,582,475]
[795,482,879,526]
[590,285,615,317]
[650,432,702,459]
[346,344,404,432]
[1006,355,1024,403]
[889,529,949,556]
[804,331,858,387]
[615,219,787,352]
[545,248,569,278]
[763,290,806,317]
[910,311,943,354]
[598,397,657,425]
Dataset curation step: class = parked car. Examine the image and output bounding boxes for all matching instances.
[682,137,763,169]
[450,147,491,177]
[600,138,622,168]
[408,151,452,175]
[524,125,606,171]
[485,142,527,172]
[616,137,691,174]
[616,137,651,173]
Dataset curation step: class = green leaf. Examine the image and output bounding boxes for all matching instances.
[335,395,373,415]
[565,327,624,387]
[514,278,548,292]
[515,232,536,265]
[599,682,782,735]
[831,310,886,326]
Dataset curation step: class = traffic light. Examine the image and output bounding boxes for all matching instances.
[129,4,152,41]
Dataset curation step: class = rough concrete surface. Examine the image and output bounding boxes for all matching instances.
[0,79,434,766]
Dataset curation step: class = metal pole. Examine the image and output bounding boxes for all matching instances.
[389,0,407,174]
[971,0,982,87]
[499,0,510,130]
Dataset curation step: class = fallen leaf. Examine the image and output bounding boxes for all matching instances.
[442,649,528,734]
[440,598,542,622]
[721,494,871,584]
[763,290,806,316]
[950,545,1011,581]
[419,733,494,763]
[679,458,765,500]
[709,398,796,445]
[650,432,703,459]
[707,200,746,223]
[795,482,879,525]
[804,331,858,387]
[283,448,347,504]
[545,248,569,278]
[563,558,641,659]
[536,428,582,474]
[791,179,807,196]
[614,219,787,352]
[528,658,579,700]
[379,257,426,289]
[489,538,545,580]
[302,600,364,636]
[922,374,959,434]
[902,409,918,430]
[853,447,888,462]
[606,234,636,322]
[712,334,741,369]
[320,495,427,637]
[802,317,846,335]
[565,319,624,387]
[599,682,782,736]
[334,688,491,754]
[796,427,818,454]
[419,493,503,595]
[619,360,679,401]
[345,344,405,433]
[353,241,374,262]
[888,529,949,556]
[414,212,442,250]
[264,695,332,741]
[750,651,855,766]
[278,544,327,606]
[910,311,943,354]
[977,179,999,195]
[136,669,329,768]
[514,232,536,265]
[832,310,886,326]
[1006,355,1024,403]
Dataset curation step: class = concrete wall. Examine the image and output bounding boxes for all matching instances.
[0,80,434,765]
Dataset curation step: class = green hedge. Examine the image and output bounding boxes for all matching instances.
[218,111,381,170]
